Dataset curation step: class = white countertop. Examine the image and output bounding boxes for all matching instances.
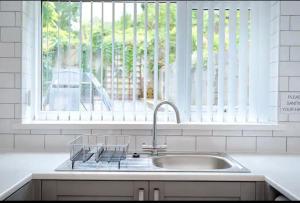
[231,154,300,201]
[0,152,299,200]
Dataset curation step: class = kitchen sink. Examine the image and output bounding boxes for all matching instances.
[151,153,248,172]
[56,152,249,173]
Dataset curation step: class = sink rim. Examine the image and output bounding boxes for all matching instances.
[151,153,250,173]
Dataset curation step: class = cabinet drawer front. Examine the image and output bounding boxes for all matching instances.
[163,182,241,197]
[57,196,133,201]
[6,180,41,201]
[164,197,240,201]
[56,181,134,196]
[5,182,34,201]
[42,180,148,201]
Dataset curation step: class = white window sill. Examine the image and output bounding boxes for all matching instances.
[14,120,285,131]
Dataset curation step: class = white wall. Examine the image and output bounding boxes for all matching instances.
[277,1,300,153]
[0,1,22,151]
[0,1,299,153]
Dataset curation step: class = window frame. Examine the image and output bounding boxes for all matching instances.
[22,0,280,127]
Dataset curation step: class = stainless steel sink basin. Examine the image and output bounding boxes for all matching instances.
[56,152,249,173]
[152,153,249,172]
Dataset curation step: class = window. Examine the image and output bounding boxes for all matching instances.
[34,1,274,123]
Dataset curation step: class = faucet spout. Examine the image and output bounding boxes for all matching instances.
[142,101,180,156]
[153,101,180,150]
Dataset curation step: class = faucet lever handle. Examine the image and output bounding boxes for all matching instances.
[141,144,167,152]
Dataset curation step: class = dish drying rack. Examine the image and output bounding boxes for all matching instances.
[70,135,130,169]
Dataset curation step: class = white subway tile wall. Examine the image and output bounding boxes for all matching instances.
[0,1,299,153]
[1,27,21,42]
[166,136,196,152]
[135,136,166,153]
[61,129,91,135]
[290,16,300,30]
[243,130,273,137]
[280,16,289,31]
[280,1,300,15]
[227,137,257,153]
[45,135,75,152]
[287,137,300,153]
[196,137,226,152]
[0,134,14,150]
[0,58,21,72]
[92,129,122,135]
[257,137,287,153]
[279,76,289,91]
[182,129,212,136]
[0,1,22,11]
[14,134,45,151]
[280,61,300,76]
[290,47,300,61]
[157,129,182,136]
[279,47,289,61]
[213,130,242,137]
[122,129,152,136]
[0,104,14,118]
[0,43,15,57]
[289,77,300,91]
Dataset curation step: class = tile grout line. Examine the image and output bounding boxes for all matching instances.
[286,136,288,153]
[13,134,15,149]
[225,136,228,152]
[255,136,258,152]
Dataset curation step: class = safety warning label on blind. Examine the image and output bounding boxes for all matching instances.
[281,92,300,114]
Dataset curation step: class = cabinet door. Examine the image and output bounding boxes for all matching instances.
[5,180,41,201]
[149,181,256,201]
[42,180,148,201]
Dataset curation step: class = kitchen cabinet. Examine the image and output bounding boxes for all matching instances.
[149,181,258,201]
[264,182,290,201]
[41,180,263,201]
[41,180,148,201]
[5,180,41,201]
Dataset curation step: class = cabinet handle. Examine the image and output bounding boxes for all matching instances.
[138,188,144,201]
[154,188,160,201]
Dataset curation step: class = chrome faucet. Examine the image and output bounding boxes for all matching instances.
[142,101,181,155]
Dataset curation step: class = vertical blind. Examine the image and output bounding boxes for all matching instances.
[40,1,273,123]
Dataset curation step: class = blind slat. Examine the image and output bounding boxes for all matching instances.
[100,1,104,121]
[35,2,42,120]
[207,6,214,122]
[249,2,259,122]
[185,3,192,121]
[68,1,71,65]
[154,2,159,107]
[228,5,237,122]
[56,3,61,121]
[196,5,203,121]
[78,1,83,121]
[144,2,148,121]
[133,2,137,120]
[67,1,72,120]
[66,1,72,121]
[111,1,115,121]
[258,1,270,122]
[165,2,170,121]
[217,5,225,122]
[89,2,93,114]
[122,2,126,121]
[237,2,249,122]
[175,2,186,120]
[45,9,50,118]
